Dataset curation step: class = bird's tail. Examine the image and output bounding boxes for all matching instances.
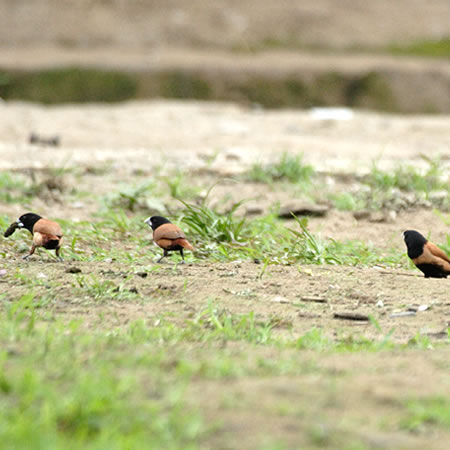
[179,239,195,251]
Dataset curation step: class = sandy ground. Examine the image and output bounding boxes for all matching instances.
[1,100,449,173]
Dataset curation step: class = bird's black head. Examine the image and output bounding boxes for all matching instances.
[144,216,171,231]
[17,213,42,234]
[403,230,427,259]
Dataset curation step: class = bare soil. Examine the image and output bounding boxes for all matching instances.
[0,99,448,326]
[0,100,449,449]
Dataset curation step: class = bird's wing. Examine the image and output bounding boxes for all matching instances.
[33,219,63,237]
[425,241,450,263]
[415,245,450,272]
[154,223,186,241]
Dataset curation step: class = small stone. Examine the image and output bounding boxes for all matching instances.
[376,300,384,308]
[387,210,397,222]
[353,210,371,220]
[136,271,148,278]
[333,312,369,321]
[0,269,6,277]
[368,212,387,223]
[278,202,328,219]
[245,206,264,216]
[271,296,290,304]
[390,311,416,318]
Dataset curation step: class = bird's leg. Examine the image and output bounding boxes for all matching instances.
[179,248,185,264]
[23,244,36,260]
[55,247,63,262]
[157,249,168,263]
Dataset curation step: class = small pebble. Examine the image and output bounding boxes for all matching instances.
[136,271,148,278]
[271,296,290,304]
[390,311,416,318]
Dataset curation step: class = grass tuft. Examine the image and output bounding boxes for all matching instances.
[245,153,314,184]
[180,199,248,245]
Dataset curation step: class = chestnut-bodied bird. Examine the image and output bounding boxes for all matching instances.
[144,216,194,263]
[4,213,63,261]
[403,230,450,278]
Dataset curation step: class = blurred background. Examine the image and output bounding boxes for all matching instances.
[0,0,449,113]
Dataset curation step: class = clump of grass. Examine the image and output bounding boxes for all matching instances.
[245,153,314,184]
[178,196,404,266]
[73,274,139,302]
[329,192,366,211]
[367,159,447,193]
[284,215,403,267]
[166,170,200,200]
[193,302,273,344]
[287,216,342,264]
[99,210,133,234]
[103,181,157,212]
[0,172,31,203]
[327,159,449,212]
[180,199,248,245]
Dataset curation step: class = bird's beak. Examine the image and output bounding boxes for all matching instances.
[16,219,24,228]
[144,217,151,226]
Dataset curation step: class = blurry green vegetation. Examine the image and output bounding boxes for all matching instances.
[329,159,449,212]
[345,72,395,110]
[400,396,450,431]
[159,71,212,99]
[0,172,29,203]
[367,160,448,193]
[0,67,399,111]
[388,38,450,58]
[232,36,450,59]
[0,68,137,103]
[0,292,446,447]
[245,153,314,184]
